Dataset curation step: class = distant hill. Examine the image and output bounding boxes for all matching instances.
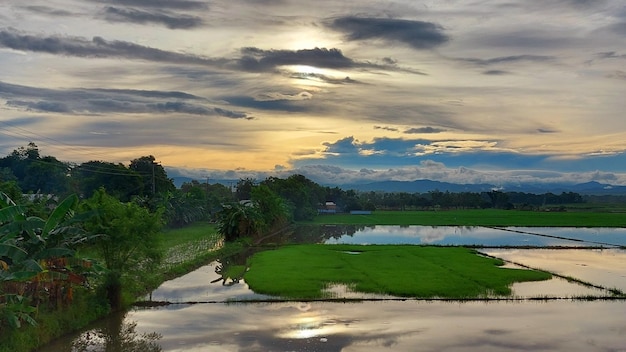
[341,179,626,195]
[341,180,496,193]
[171,175,626,196]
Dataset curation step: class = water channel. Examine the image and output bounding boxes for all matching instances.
[39,226,626,351]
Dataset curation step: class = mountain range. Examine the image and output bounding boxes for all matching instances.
[172,176,626,195]
[340,180,626,195]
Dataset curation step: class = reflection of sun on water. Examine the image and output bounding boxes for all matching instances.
[278,312,341,339]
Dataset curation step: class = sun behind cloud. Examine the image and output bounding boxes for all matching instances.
[289,65,325,75]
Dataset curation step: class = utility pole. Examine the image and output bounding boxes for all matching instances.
[151,160,161,195]
[152,162,156,195]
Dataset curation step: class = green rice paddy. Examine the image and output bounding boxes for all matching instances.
[244,244,552,299]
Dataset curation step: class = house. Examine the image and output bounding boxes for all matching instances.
[318,201,337,214]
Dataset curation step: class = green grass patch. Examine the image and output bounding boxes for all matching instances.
[244,244,552,299]
[307,209,626,227]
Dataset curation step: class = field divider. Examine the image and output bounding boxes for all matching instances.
[485,226,622,248]
[133,295,626,307]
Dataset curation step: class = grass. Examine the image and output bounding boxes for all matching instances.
[244,244,552,299]
[306,209,626,227]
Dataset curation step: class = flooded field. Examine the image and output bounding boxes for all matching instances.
[38,226,626,352]
[316,225,626,247]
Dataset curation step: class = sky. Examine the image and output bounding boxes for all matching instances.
[0,0,625,187]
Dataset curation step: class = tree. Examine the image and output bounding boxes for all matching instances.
[251,185,290,233]
[162,189,207,228]
[72,161,143,202]
[129,156,174,197]
[80,189,162,310]
[261,175,325,220]
[216,184,290,242]
[235,178,255,201]
[215,202,263,242]
[0,143,70,195]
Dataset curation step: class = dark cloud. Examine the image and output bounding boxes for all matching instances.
[162,67,241,86]
[6,100,71,113]
[90,0,208,10]
[92,88,202,100]
[221,95,312,113]
[320,137,427,158]
[296,136,560,171]
[322,136,360,154]
[537,128,559,133]
[404,127,446,134]
[483,70,511,75]
[22,6,74,16]
[289,72,361,84]
[374,126,399,132]
[473,30,574,49]
[606,70,626,80]
[0,81,204,102]
[596,51,626,60]
[102,6,204,29]
[236,46,425,75]
[0,81,250,119]
[213,107,251,119]
[460,55,555,66]
[0,28,223,67]
[609,22,626,35]
[327,17,449,50]
[237,47,355,72]
[255,91,312,101]
[0,29,422,76]
[560,0,608,9]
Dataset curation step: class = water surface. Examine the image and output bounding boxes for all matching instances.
[37,226,626,351]
[311,225,626,247]
[41,300,626,351]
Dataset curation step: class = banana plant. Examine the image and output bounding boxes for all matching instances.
[1,192,96,329]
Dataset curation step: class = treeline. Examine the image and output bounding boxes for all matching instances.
[1,143,589,227]
[0,143,175,199]
[0,143,234,228]
[354,190,584,211]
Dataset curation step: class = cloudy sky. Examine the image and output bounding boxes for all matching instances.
[0,0,625,186]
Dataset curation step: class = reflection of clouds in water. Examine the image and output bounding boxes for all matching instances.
[484,248,626,291]
[324,226,626,246]
[507,227,626,246]
[124,301,626,352]
[327,226,518,245]
[129,302,410,351]
[149,263,270,302]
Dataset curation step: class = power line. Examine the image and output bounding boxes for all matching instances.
[0,120,127,162]
[0,122,172,179]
